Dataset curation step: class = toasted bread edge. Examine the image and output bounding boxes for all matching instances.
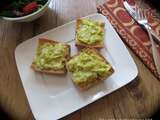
[31,38,70,75]
[67,48,114,90]
[75,19,105,49]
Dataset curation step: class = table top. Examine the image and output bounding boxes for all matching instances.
[0,0,160,119]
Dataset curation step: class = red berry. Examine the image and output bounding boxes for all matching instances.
[23,2,38,14]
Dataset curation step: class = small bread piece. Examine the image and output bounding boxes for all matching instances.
[76,19,105,49]
[31,38,70,75]
[66,48,114,90]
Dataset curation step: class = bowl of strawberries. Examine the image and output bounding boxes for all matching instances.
[0,0,50,22]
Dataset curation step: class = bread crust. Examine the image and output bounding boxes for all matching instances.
[31,38,70,75]
[75,19,105,49]
[67,48,114,90]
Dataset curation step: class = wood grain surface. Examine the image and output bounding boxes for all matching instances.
[0,0,160,120]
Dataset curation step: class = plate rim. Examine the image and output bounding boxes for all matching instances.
[15,13,138,120]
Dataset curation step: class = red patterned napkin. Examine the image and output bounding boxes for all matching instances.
[97,0,160,79]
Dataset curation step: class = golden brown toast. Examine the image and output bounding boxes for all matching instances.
[67,48,114,90]
[75,19,105,49]
[31,38,70,75]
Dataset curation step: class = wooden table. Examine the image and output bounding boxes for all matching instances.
[0,0,160,119]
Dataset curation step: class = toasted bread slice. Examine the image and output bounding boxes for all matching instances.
[66,48,114,90]
[75,19,105,49]
[31,38,70,75]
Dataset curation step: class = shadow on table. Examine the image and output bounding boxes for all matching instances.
[0,106,13,120]
[150,108,160,120]
[126,76,160,120]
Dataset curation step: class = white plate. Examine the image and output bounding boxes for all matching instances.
[15,13,138,120]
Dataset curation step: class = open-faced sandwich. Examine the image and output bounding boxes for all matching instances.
[31,38,70,74]
[76,19,105,49]
[66,48,114,90]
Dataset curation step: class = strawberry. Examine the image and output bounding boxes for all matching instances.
[23,2,38,14]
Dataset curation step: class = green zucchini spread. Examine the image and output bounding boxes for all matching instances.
[77,19,104,45]
[33,42,67,70]
[67,50,111,85]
